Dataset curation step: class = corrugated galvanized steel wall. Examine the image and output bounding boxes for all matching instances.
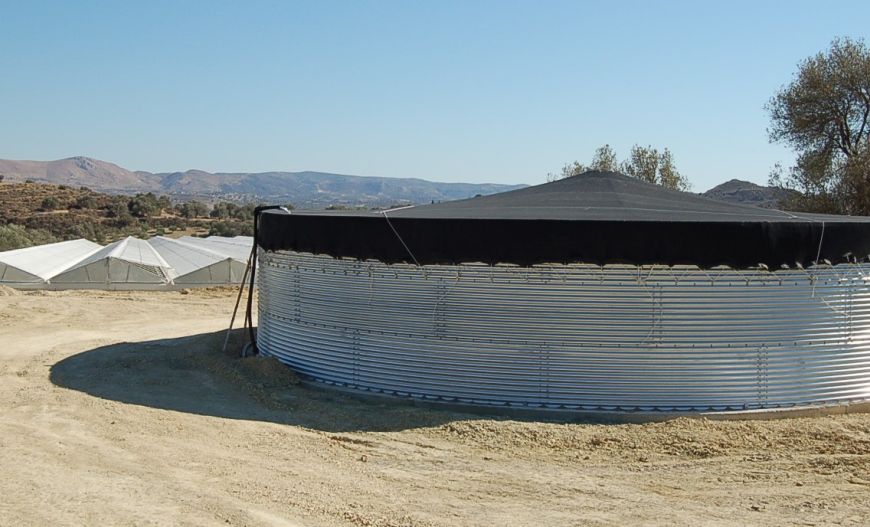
[257,250,870,412]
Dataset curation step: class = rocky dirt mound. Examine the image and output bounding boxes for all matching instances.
[0,285,21,296]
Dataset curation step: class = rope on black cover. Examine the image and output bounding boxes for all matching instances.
[775,209,827,267]
[380,209,421,267]
[814,221,826,264]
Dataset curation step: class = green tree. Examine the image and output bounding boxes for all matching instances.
[550,161,588,181]
[128,194,158,218]
[237,203,258,220]
[0,224,59,251]
[554,144,689,190]
[104,196,137,227]
[74,195,98,209]
[658,149,687,190]
[210,201,238,219]
[590,144,619,172]
[179,200,209,218]
[621,145,660,184]
[40,197,60,211]
[208,220,253,237]
[767,37,870,214]
[105,198,129,218]
[156,195,172,212]
[620,145,690,191]
[66,220,99,241]
[547,145,618,180]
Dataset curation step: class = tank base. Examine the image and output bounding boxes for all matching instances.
[296,377,870,423]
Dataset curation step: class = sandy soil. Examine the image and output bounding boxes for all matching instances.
[1,288,869,526]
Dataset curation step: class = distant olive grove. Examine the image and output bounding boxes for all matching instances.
[0,182,280,251]
[0,224,59,251]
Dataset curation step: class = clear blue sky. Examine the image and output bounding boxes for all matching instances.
[1,1,868,191]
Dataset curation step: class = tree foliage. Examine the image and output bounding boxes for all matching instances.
[555,161,588,180]
[552,144,689,190]
[40,196,61,211]
[0,224,59,251]
[620,145,690,191]
[590,144,619,172]
[178,200,210,219]
[210,202,259,221]
[208,220,253,237]
[657,149,685,190]
[767,37,870,214]
[73,195,98,209]
[0,182,259,251]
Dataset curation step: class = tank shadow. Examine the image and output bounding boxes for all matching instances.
[49,329,492,433]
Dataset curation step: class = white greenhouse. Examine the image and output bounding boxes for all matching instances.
[50,236,174,290]
[149,236,247,286]
[0,239,103,289]
[175,236,252,264]
[0,235,253,290]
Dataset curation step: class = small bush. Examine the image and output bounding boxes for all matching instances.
[40,197,60,211]
[208,220,253,237]
[179,200,210,219]
[73,195,98,209]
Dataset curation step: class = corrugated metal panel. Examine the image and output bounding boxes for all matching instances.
[257,250,870,412]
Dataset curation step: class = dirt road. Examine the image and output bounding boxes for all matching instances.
[1,288,868,526]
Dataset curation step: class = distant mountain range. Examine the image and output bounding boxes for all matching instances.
[701,179,797,209]
[0,156,525,207]
[0,156,794,209]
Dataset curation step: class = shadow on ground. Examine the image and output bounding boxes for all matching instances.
[49,330,481,433]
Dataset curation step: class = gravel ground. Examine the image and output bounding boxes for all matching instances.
[1,288,869,526]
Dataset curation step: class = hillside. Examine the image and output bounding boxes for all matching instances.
[702,179,798,209]
[0,156,525,207]
[152,170,522,207]
[0,157,156,191]
[0,182,242,251]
